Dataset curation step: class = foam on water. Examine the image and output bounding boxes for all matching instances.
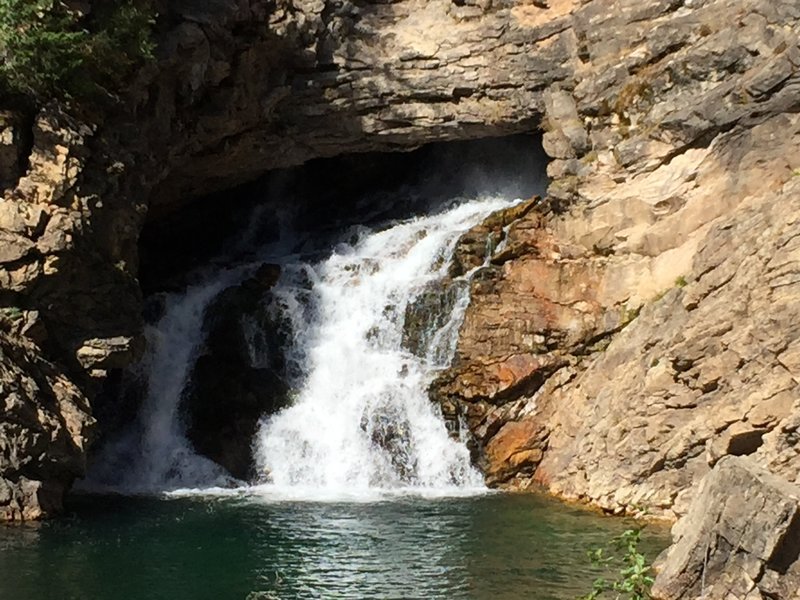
[251,197,515,498]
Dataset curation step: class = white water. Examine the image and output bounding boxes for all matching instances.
[252,197,514,497]
[81,270,254,493]
[135,275,245,489]
[85,193,520,499]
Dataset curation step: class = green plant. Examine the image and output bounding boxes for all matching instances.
[0,306,23,321]
[674,276,688,288]
[621,304,641,326]
[580,528,655,600]
[0,0,155,103]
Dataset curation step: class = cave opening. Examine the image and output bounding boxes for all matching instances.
[137,133,549,296]
[90,133,550,489]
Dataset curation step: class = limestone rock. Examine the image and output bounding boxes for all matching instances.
[652,456,800,600]
[75,336,145,372]
[432,0,800,521]
[0,0,797,523]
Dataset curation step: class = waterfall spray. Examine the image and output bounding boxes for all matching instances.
[252,197,516,498]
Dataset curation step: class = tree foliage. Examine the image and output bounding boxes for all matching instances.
[0,0,155,104]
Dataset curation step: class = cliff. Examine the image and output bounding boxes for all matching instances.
[432,0,800,521]
[0,0,797,554]
[0,0,564,517]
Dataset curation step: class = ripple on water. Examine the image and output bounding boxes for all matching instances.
[0,492,670,600]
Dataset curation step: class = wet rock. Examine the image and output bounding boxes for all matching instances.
[652,456,800,600]
[402,279,467,361]
[182,264,288,480]
[360,401,417,483]
[483,419,547,486]
[449,197,538,278]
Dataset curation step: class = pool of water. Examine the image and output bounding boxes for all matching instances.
[0,491,669,600]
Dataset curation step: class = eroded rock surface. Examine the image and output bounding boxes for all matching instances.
[0,332,94,520]
[0,0,798,520]
[434,0,800,519]
[0,0,567,517]
[652,456,800,600]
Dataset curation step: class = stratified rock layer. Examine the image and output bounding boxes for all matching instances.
[0,0,566,518]
[0,0,798,523]
[433,0,800,519]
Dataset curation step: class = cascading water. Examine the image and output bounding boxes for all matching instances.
[85,135,549,498]
[84,210,296,493]
[252,198,514,497]
[131,274,245,489]
[87,194,519,497]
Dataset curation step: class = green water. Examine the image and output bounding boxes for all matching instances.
[0,492,669,600]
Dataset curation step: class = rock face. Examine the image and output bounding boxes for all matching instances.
[183,265,288,480]
[433,0,800,520]
[652,456,800,600]
[143,0,566,213]
[0,332,94,520]
[0,0,568,517]
[0,0,797,522]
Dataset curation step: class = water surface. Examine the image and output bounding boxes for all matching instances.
[0,492,669,600]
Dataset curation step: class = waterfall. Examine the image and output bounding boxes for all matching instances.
[84,189,523,498]
[252,197,514,498]
[133,274,245,489]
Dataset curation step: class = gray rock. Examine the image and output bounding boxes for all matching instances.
[652,456,800,600]
[182,264,288,480]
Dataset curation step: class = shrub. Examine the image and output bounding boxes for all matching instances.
[0,0,155,104]
[580,528,655,600]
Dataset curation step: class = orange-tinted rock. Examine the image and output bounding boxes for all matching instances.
[484,419,547,486]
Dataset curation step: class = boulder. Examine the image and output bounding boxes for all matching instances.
[360,400,416,483]
[652,456,800,600]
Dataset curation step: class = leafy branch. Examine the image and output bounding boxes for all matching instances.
[580,528,655,600]
[0,0,155,105]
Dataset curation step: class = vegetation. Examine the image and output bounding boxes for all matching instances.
[674,276,688,288]
[580,527,655,600]
[621,304,642,326]
[0,306,23,320]
[0,0,155,105]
